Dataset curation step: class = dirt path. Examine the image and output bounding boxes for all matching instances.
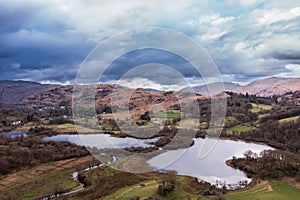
[252,180,273,193]
[267,184,273,191]
[0,155,93,191]
[115,180,157,199]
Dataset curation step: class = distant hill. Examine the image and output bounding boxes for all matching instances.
[144,88,160,92]
[180,82,241,96]
[180,77,300,97]
[234,77,300,96]
[2,77,300,107]
[0,80,59,104]
[20,84,207,115]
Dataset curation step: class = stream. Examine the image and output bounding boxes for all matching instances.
[41,156,117,200]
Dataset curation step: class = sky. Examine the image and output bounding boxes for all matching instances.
[0,0,300,90]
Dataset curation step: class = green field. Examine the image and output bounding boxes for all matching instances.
[251,103,272,113]
[226,116,239,123]
[1,168,78,200]
[279,116,299,123]
[104,179,300,200]
[56,123,76,129]
[2,158,300,200]
[6,116,17,121]
[0,156,94,200]
[226,124,257,134]
[51,122,101,133]
[103,176,207,200]
[226,180,300,200]
[103,177,300,200]
[258,113,270,119]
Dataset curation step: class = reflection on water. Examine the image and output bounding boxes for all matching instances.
[4,131,27,138]
[148,137,273,187]
[43,134,157,149]
[44,134,272,188]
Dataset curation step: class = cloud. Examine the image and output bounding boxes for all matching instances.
[0,0,300,86]
[0,1,41,33]
[240,0,262,7]
[113,78,186,91]
[277,64,300,78]
[101,48,199,81]
[190,4,300,82]
[14,64,79,83]
[256,7,300,25]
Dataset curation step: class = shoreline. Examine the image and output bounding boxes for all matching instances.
[225,158,260,193]
[219,136,271,147]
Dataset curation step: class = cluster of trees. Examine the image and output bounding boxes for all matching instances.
[0,105,72,129]
[49,116,73,124]
[259,109,300,123]
[77,171,92,187]
[231,150,300,180]
[0,134,88,175]
[222,118,300,154]
[218,92,300,154]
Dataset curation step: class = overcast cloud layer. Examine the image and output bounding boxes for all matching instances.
[0,0,300,89]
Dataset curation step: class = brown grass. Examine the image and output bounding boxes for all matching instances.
[0,155,93,191]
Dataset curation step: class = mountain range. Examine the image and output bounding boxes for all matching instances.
[234,77,300,96]
[1,77,300,106]
[181,77,300,97]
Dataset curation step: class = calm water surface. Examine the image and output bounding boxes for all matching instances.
[43,134,156,149]
[44,134,272,187]
[149,137,273,187]
[4,131,27,138]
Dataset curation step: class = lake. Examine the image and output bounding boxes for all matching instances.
[4,131,28,138]
[148,137,273,188]
[44,134,272,188]
[43,134,157,149]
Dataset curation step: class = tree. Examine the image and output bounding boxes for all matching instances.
[157,171,177,195]
[140,111,150,121]
[244,150,253,160]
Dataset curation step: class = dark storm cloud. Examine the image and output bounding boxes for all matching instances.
[0,24,95,82]
[0,3,40,33]
[267,51,300,61]
[100,48,200,84]
[0,1,96,82]
[0,0,300,85]
[14,64,80,83]
[0,2,36,61]
[0,30,95,82]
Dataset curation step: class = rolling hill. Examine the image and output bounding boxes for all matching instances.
[234,77,300,96]
[180,82,241,96]
[182,77,300,97]
[20,84,207,115]
[0,80,59,104]
[2,77,300,108]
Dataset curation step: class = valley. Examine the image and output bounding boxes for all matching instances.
[0,80,300,199]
